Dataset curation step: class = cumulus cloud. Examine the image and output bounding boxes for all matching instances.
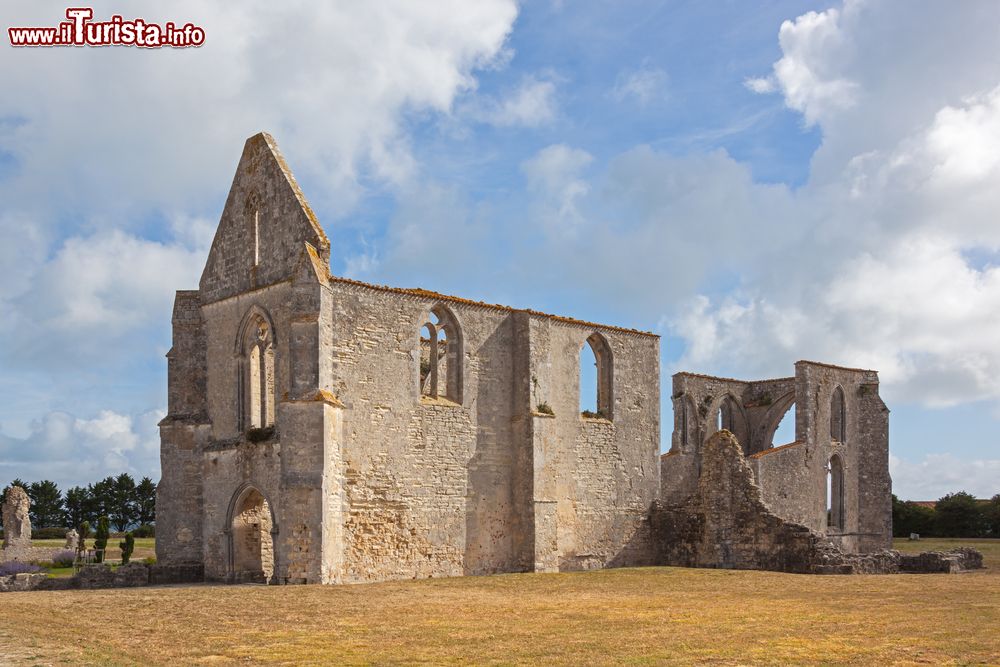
[0,408,163,489]
[0,1,519,220]
[671,3,1000,411]
[0,0,520,447]
[0,226,208,371]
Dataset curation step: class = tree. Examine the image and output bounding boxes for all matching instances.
[119,533,135,565]
[63,486,91,532]
[935,491,987,538]
[109,473,138,532]
[86,477,115,525]
[93,516,110,563]
[986,494,1000,537]
[891,495,936,537]
[76,520,91,562]
[27,480,65,528]
[135,477,157,526]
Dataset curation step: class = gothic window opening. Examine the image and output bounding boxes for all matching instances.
[769,399,796,448]
[830,385,846,443]
[419,305,462,403]
[580,332,613,420]
[239,309,276,432]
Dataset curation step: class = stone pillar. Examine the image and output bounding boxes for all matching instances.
[1,485,32,557]
[274,250,345,584]
[156,290,209,567]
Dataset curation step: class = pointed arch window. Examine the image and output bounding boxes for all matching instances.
[830,385,846,443]
[238,308,276,431]
[419,305,463,404]
[580,332,613,420]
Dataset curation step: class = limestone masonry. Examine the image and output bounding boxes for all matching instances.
[156,132,901,584]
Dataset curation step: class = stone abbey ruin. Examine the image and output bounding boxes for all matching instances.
[155,133,975,585]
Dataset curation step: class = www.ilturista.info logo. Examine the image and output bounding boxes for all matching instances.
[8,8,205,48]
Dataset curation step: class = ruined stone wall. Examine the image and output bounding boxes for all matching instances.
[158,130,661,585]
[528,319,660,571]
[660,373,796,505]
[663,363,891,553]
[156,291,210,567]
[749,442,812,527]
[198,133,330,304]
[200,442,282,581]
[653,431,830,572]
[328,281,520,582]
[793,361,891,551]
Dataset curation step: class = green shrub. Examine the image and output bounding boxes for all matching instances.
[94,516,110,563]
[119,533,135,565]
[76,520,91,561]
[31,527,71,540]
[536,402,554,416]
[50,549,77,568]
[133,524,155,538]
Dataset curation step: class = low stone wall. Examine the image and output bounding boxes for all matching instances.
[0,546,63,564]
[0,572,48,592]
[650,431,983,576]
[150,563,205,584]
[1,562,206,593]
[899,548,983,573]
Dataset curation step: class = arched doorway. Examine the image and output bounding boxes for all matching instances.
[229,486,275,584]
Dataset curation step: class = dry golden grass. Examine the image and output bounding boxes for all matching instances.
[1,539,998,666]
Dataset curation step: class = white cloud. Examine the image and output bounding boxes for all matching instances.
[770,7,859,125]
[0,227,208,371]
[0,408,163,490]
[744,76,777,94]
[521,144,593,228]
[466,75,559,127]
[0,1,519,220]
[612,64,668,106]
[890,453,1000,500]
[0,0,519,432]
[666,2,1000,414]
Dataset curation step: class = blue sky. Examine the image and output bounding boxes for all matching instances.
[1,0,999,499]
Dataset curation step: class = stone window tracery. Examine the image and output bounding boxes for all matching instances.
[238,308,276,431]
[419,305,462,403]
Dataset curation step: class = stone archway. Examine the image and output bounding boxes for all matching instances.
[229,486,275,584]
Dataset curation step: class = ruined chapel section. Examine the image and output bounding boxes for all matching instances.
[157,132,661,585]
[661,361,891,553]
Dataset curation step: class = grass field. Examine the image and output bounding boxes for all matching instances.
[0,538,997,665]
[30,538,156,564]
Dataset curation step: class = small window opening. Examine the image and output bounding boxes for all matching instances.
[827,454,845,531]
